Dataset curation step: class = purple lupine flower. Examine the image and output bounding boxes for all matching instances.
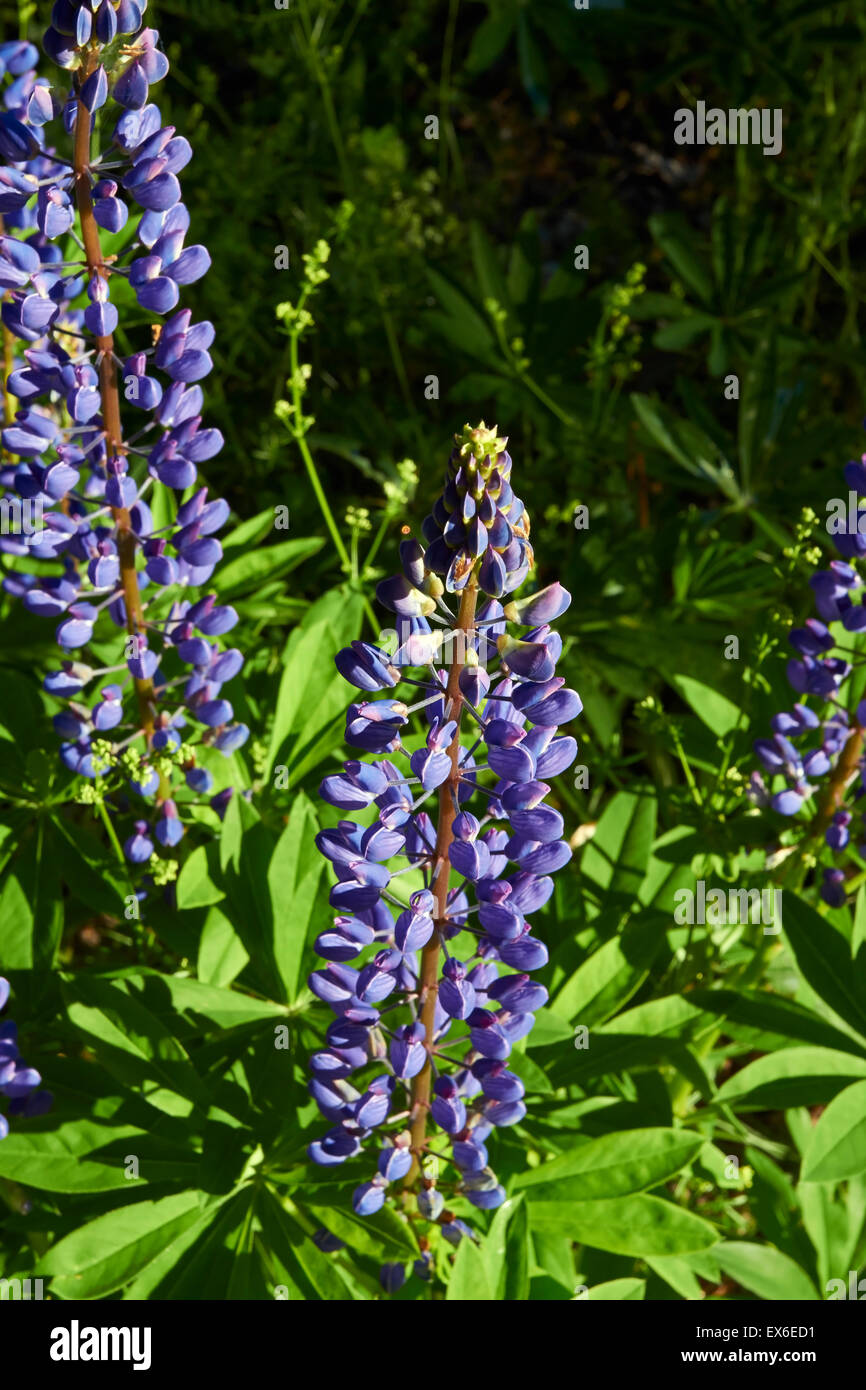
[306,423,579,1240]
[754,454,866,903]
[379,1262,406,1294]
[0,977,52,1140]
[0,6,246,870]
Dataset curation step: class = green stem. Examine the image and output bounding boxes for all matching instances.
[439,0,463,189]
[287,314,352,574]
[97,796,128,870]
[363,511,391,574]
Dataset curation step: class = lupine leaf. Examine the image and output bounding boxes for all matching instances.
[801,1080,866,1182]
[37,1191,221,1299]
[528,1195,718,1256]
[515,1128,704,1198]
[716,1241,819,1300]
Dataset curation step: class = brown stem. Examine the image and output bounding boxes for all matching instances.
[812,725,865,842]
[780,721,866,894]
[0,213,17,433]
[408,578,480,1177]
[71,76,156,744]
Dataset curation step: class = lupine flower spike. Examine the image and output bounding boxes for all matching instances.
[309,422,580,1248]
[753,445,866,905]
[0,977,52,1140]
[0,2,246,875]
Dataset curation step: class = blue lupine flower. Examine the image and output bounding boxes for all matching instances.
[306,423,580,1239]
[0,977,52,1140]
[379,1262,406,1294]
[754,450,866,904]
[0,5,247,868]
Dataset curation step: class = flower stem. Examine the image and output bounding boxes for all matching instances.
[408,576,479,1177]
[72,79,156,745]
[286,307,351,575]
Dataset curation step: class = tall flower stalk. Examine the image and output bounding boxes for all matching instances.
[0,3,246,875]
[753,456,866,904]
[308,422,580,1245]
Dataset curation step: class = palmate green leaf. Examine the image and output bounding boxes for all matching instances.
[502,1198,531,1300]
[781,893,866,1042]
[125,1208,230,1298]
[584,1278,646,1300]
[603,993,709,1039]
[688,988,866,1060]
[211,535,323,599]
[465,7,516,74]
[197,905,250,987]
[214,792,324,1003]
[176,842,226,910]
[648,212,715,304]
[546,994,711,1089]
[471,1196,530,1302]
[0,858,33,968]
[424,266,500,364]
[549,1032,697,1089]
[716,1241,819,1301]
[127,1190,272,1301]
[218,785,258,875]
[516,1127,704,1198]
[507,1046,553,1093]
[631,393,741,500]
[639,827,698,913]
[670,674,741,737]
[550,916,664,1025]
[259,1191,356,1301]
[37,1191,221,1299]
[264,585,364,781]
[0,818,67,968]
[653,313,717,351]
[60,975,207,1110]
[516,10,550,116]
[580,789,657,902]
[646,1254,705,1300]
[130,973,289,1030]
[0,1117,144,1193]
[798,1172,866,1292]
[528,1195,718,1257]
[801,1080,866,1183]
[515,1128,704,1200]
[854,885,866,957]
[268,790,325,1001]
[446,1229,497,1301]
[530,1229,575,1293]
[0,1126,194,1193]
[469,220,512,316]
[714,1046,866,1110]
[52,816,128,922]
[305,1199,418,1259]
[220,506,276,553]
[220,820,285,1001]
